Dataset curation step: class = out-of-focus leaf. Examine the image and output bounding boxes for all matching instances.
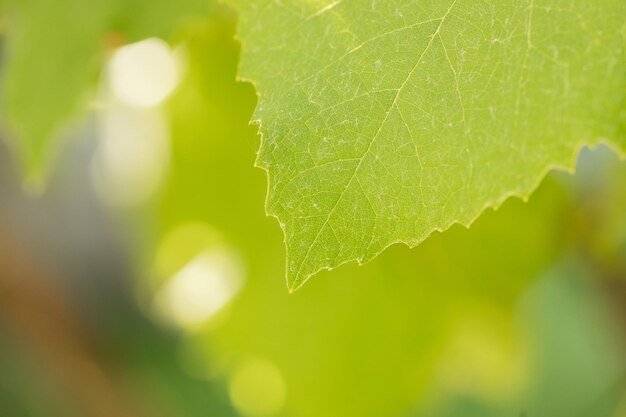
[2,0,114,182]
[412,260,626,417]
[231,0,626,289]
[1,0,212,182]
[521,260,626,417]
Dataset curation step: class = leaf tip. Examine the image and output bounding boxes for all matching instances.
[286,275,308,294]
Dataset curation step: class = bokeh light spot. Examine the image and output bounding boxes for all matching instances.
[155,246,245,329]
[92,105,170,207]
[229,358,287,417]
[108,38,181,108]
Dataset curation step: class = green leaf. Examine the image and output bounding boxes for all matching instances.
[231,0,626,290]
[145,8,626,415]
[2,0,114,183]
[150,15,557,415]
[2,0,211,183]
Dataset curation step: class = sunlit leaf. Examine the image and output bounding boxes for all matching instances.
[232,0,626,289]
[152,13,579,416]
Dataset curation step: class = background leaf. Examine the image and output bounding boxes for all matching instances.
[1,0,211,182]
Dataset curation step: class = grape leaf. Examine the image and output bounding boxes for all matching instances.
[232,0,626,290]
[150,10,626,415]
[155,18,567,414]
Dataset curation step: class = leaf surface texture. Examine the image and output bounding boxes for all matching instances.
[232,0,626,289]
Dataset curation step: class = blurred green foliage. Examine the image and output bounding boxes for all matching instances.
[0,2,626,417]
[1,0,211,181]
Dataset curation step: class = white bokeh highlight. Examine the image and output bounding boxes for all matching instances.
[92,105,170,207]
[108,38,181,108]
[156,249,245,328]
